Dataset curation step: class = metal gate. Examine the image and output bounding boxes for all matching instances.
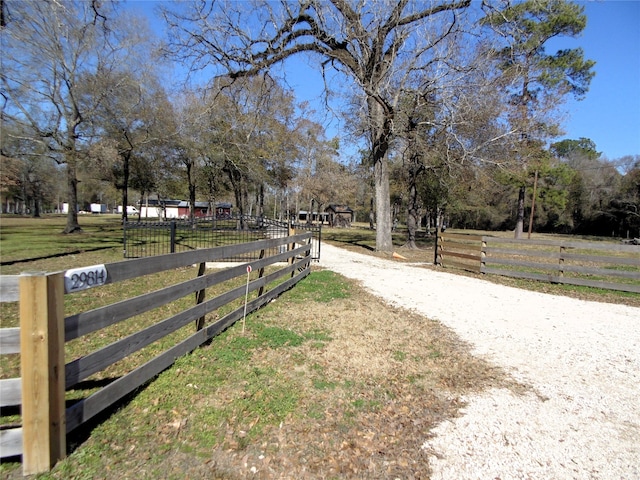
[123,215,321,261]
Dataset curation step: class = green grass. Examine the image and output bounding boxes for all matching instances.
[0,215,363,477]
[283,269,352,303]
[322,223,434,251]
[0,214,124,264]
[392,350,407,362]
[134,325,305,450]
[0,265,354,478]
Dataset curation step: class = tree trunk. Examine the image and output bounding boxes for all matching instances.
[22,182,29,215]
[258,184,265,217]
[404,171,420,249]
[32,193,41,218]
[207,175,216,217]
[63,155,82,234]
[225,162,245,228]
[369,197,375,230]
[187,161,196,223]
[368,98,393,252]
[121,151,131,223]
[514,185,525,239]
[374,158,393,251]
[233,183,244,227]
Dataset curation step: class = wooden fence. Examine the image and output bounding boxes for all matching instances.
[435,232,640,293]
[0,233,312,475]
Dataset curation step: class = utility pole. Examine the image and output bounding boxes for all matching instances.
[527,170,539,239]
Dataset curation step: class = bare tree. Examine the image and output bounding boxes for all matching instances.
[162,0,473,251]
[87,68,173,222]
[297,134,347,219]
[1,0,150,232]
[192,76,302,224]
[292,118,339,222]
[0,121,58,215]
[388,31,512,248]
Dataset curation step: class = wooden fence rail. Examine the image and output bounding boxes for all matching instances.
[436,232,640,293]
[434,233,484,273]
[0,233,312,475]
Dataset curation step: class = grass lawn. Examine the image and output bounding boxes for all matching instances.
[0,215,636,479]
[0,214,124,266]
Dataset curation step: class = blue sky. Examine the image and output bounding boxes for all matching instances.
[548,0,640,160]
[132,0,640,161]
[277,0,640,161]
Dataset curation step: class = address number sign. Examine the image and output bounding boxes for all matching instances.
[64,264,108,293]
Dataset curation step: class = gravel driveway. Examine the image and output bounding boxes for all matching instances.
[318,243,640,480]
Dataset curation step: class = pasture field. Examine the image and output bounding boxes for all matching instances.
[0,214,124,265]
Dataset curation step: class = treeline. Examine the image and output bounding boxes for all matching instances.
[0,72,353,225]
[1,1,638,243]
[0,1,354,229]
[415,142,640,239]
[347,139,639,239]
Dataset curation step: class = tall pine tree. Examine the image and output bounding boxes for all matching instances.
[483,0,595,238]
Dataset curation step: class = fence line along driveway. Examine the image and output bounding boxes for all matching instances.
[318,243,640,480]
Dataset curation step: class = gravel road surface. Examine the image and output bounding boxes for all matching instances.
[319,243,640,480]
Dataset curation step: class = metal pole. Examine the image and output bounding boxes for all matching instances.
[170,220,176,253]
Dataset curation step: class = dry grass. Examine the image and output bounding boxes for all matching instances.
[135,272,514,480]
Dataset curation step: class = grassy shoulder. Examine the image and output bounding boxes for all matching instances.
[1,269,511,479]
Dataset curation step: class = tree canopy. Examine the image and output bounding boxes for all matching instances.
[482,0,595,237]
[1,0,155,231]
[163,0,475,251]
[3,0,636,240]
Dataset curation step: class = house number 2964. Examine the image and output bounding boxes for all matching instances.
[64,265,108,293]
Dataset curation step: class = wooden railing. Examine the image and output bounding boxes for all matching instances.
[0,233,312,475]
[435,233,640,293]
[434,232,484,273]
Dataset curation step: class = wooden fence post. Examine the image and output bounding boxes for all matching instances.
[258,249,266,297]
[19,272,66,475]
[195,262,206,331]
[481,237,487,273]
[288,224,296,277]
[288,224,296,254]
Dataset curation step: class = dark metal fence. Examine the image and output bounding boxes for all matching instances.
[123,215,321,261]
